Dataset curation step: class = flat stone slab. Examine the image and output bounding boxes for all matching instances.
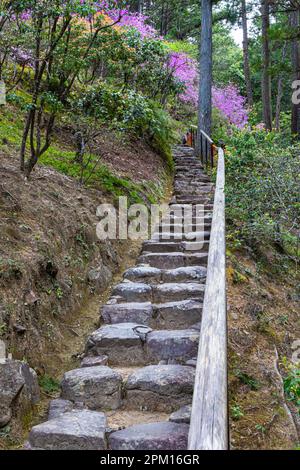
[61,366,122,410]
[112,282,151,302]
[85,323,151,366]
[125,365,195,412]
[29,410,107,450]
[124,266,162,283]
[109,422,189,450]
[169,405,192,424]
[48,399,73,420]
[152,283,205,303]
[162,266,207,283]
[102,302,153,325]
[80,356,108,368]
[154,300,202,329]
[146,330,199,364]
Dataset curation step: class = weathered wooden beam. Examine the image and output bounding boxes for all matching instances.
[188,147,228,450]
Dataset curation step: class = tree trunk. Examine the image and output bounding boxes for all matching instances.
[198,0,212,139]
[261,0,272,130]
[275,42,287,131]
[290,9,300,137]
[241,0,253,106]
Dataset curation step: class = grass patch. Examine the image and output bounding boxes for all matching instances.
[0,103,159,204]
[38,374,60,395]
[235,369,261,391]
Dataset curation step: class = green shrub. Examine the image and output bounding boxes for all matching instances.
[74,84,174,168]
[223,128,300,262]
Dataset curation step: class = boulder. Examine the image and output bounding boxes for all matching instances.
[0,360,39,428]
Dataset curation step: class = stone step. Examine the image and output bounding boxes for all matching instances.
[109,421,189,450]
[124,266,162,283]
[138,252,208,269]
[124,365,195,412]
[28,410,107,450]
[112,282,152,302]
[152,231,211,241]
[159,222,211,231]
[152,283,205,302]
[123,265,206,284]
[85,323,151,366]
[102,301,153,325]
[110,281,205,304]
[154,299,202,329]
[142,240,210,254]
[146,329,199,364]
[61,366,122,410]
[175,198,213,205]
[169,203,214,212]
[85,324,199,366]
[101,298,202,330]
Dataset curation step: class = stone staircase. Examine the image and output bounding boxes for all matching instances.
[26,145,215,451]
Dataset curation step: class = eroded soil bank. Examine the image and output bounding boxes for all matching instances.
[0,145,171,448]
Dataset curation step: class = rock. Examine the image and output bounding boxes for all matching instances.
[125,365,195,412]
[162,266,207,283]
[0,360,39,427]
[185,358,197,368]
[85,323,151,366]
[152,283,205,303]
[169,405,192,424]
[124,266,162,283]
[29,410,107,450]
[0,407,11,428]
[111,282,151,302]
[80,356,108,368]
[87,265,112,290]
[24,290,39,306]
[48,399,73,420]
[138,253,185,269]
[101,302,153,326]
[109,421,189,450]
[154,300,202,329]
[13,324,27,334]
[61,366,122,410]
[146,330,199,364]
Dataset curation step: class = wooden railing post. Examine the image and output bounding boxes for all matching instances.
[188,146,228,450]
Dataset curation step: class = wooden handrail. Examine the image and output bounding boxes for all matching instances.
[188,127,214,167]
[188,146,228,450]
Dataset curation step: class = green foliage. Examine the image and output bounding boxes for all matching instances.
[75,84,174,167]
[221,127,300,262]
[38,374,60,395]
[235,369,261,391]
[282,360,300,413]
[231,404,244,421]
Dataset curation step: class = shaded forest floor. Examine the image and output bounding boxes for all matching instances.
[227,250,300,449]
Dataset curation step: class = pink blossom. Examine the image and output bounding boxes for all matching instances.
[212,85,248,128]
